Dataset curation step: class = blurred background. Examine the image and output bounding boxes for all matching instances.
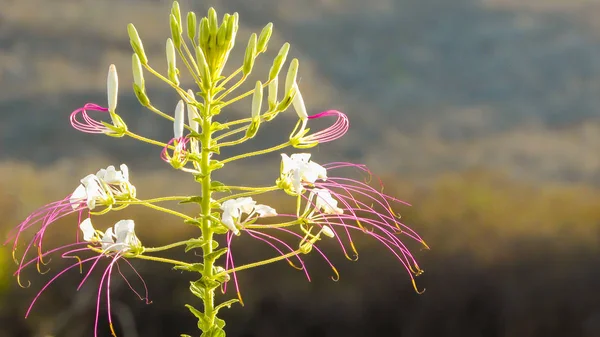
[2,0,600,336]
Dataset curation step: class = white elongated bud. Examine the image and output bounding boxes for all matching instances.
[252,81,263,118]
[321,225,335,238]
[268,76,278,109]
[107,64,118,112]
[132,54,144,89]
[292,84,308,120]
[166,38,177,69]
[285,58,299,95]
[186,89,199,132]
[174,100,185,139]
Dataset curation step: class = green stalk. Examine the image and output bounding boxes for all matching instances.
[200,84,217,330]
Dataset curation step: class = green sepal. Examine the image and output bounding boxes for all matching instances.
[188,130,203,140]
[245,118,260,139]
[197,275,220,290]
[214,318,226,329]
[184,218,203,226]
[179,196,203,205]
[210,181,230,192]
[174,262,204,272]
[205,247,228,263]
[211,225,229,235]
[185,304,210,332]
[189,154,203,164]
[184,238,206,252]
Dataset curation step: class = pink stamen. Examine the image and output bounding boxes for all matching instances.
[160,137,189,164]
[303,110,349,144]
[70,103,111,134]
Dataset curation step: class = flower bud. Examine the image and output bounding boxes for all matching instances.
[226,12,239,48]
[216,17,228,48]
[252,81,263,118]
[299,241,313,254]
[257,22,273,53]
[174,100,185,139]
[245,117,261,139]
[171,1,182,30]
[166,38,179,85]
[127,24,148,64]
[269,43,290,81]
[243,33,257,76]
[170,14,182,48]
[285,58,299,95]
[208,7,218,36]
[132,54,144,90]
[186,89,200,132]
[321,225,335,238]
[199,17,210,49]
[187,12,197,41]
[292,84,308,120]
[107,64,118,112]
[268,76,278,110]
[195,45,210,84]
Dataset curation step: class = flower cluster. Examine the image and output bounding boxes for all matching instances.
[6,3,427,337]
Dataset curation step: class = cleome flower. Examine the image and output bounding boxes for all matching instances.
[79,218,142,254]
[277,153,327,195]
[14,218,149,337]
[220,197,277,235]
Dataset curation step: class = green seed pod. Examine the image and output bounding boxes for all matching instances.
[257,22,273,53]
[268,43,290,81]
[243,33,257,76]
[170,14,182,48]
[127,23,148,65]
[187,12,197,41]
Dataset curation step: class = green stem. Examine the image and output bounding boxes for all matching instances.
[220,141,291,165]
[215,248,303,276]
[143,240,190,253]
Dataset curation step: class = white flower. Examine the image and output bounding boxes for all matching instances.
[70,164,135,210]
[312,188,344,215]
[220,197,277,235]
[291,84,308,120]
[280,153,327,193]
[79,218,141,253]
[186,89,200,133]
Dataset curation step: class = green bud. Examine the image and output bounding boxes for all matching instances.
[166,38,179,85]
[275,86,296,112]
[199,17,210,48]
[133,83,150,107]
[268,43,290,81]
[127,23,148,64]
[171,1,182,30]
[208,8,218,37]
[225,12,238,48]
[257,22,273,53]
[243,33,257,76]
[187,12,197,41]
[285,58,299,94]
[216,17,228,48]
[252,81,263,118]
[170,14,182,48]
[131,53,145,90]
[268,76,278,110]
[195,45,211,84]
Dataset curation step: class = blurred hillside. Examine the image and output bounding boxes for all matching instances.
[2,0,600,183]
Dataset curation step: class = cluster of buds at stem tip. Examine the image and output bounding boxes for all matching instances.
[197,7,240,79]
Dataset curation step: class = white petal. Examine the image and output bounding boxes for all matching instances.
[254,204,277,217]
[186,90,200,132]
[120,164,130,182]
[307,161,327,181]
[101,227,116,250]
[174,100,185,139]
[221,199,241,218]
[114,219,135,244]
[236,197,256,214]
[280,153,294,174]
[221,213,239,235]
[70,184,87,210]
[321,225,335,238]
[314,189,343,215]
[290,153,311,163]
[292,85,308,120]
[79,218,96,242]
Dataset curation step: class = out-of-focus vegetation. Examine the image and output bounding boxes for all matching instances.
[2,161,600,336]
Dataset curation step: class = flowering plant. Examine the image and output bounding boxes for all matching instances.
[6,2,427,336]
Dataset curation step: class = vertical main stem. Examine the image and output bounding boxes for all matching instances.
[200,87,216,328]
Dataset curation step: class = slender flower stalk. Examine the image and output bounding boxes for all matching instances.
[6,3,426,336]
